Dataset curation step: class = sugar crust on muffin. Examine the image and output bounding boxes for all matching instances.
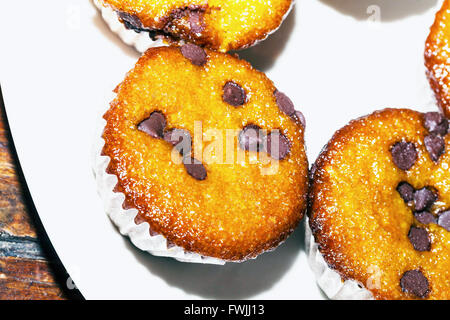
[309,108,450,299]
[97,0,293,52]
[425,0,450,118]
[101,46,308,262]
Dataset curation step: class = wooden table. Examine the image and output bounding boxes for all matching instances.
[0,91,82,299]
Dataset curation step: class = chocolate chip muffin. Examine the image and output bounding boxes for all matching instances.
[96,0,293,52]
[425,0,450,118]
[309,108,450,299]
[99,45,308,262]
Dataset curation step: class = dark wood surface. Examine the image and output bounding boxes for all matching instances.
[0,92,81,299]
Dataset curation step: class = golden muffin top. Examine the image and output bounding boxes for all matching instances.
[425,0,450,118]
[102,46,308,261]
[100,0,293,52]
[309,108,450,299]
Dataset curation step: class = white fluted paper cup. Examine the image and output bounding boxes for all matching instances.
[93,0,295,53]
[93,0,167,53]
[91,95,225,265]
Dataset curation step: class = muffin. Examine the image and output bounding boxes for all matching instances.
[94,0,294,52]
[93,0,166,52]
[94,45,308,263]
[425,0,450,118]
[308,108,450,299]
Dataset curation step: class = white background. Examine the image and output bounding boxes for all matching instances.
[0,0,442,299]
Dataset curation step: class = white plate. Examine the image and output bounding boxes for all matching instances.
[0,0,441,299]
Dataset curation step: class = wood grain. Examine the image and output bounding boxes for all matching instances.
[0,257,64,299]
[0,103,68,299]
[0,119,35,239]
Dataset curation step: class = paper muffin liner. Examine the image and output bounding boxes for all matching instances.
[304,217,374,300]
[91,96,306,265]
[93,0,167,53]
[93,0,295,53]
[91,97,225,265]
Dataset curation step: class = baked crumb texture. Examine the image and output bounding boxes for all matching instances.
[309,108,450,300]
[100,0,293,52]
[102,46,308,261]
[426,0,450,118]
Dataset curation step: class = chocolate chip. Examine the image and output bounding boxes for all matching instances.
[424,134,445,163]
[188,11,204,34]
[274,90,295,117]
[414,187,437,211]
[223,82,246,106]
[164,129,192,156]
[397,182,415,202]
[414,211,436,225]
[408,227,431,251]
[180,44,207,66]
[438,211,450,231]
[239,124,265,152]
[163,128,190,145]
[148,30,158,40]
[424,112,448,136]
[391,142,417,171]
[137,112,166,138]
[294,111,306,127]
[123,21,141,32]
[117,11,143,32]
[184,158,207,180]
[266,132,291,160]
[400,270,430,298]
